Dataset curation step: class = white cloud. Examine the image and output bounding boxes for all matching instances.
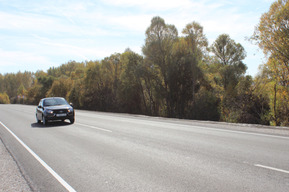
[0,0,275,75]
[102,0,193,10]
[0,48,54,72]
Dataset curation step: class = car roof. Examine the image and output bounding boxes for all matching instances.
[43,97,65,100]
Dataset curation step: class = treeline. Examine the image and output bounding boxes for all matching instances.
[1,2,289,126]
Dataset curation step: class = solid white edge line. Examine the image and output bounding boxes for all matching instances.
[254,164,289,174]
[0,121,77,192]
[76,123,112,132]
[188,126,289,140]
[79,113,289,140]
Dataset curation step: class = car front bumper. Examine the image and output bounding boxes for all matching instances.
[45,112,74,121]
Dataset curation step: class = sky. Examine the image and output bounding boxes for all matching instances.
[0,0,275,76]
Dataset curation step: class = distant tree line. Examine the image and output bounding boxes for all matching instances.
[1,1,288,126]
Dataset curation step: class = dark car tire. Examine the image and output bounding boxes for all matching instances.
[69,118,75,124]
[42,115,47,125]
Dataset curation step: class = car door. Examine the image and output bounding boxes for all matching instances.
[36,100,43,120]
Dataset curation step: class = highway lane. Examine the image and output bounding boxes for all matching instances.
[0,104,289,192]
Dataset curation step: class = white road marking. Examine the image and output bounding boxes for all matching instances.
[76,123,112,133]
[79,113,289,140]
[78,114,289,140]
[190,126,289,140]
[0,121,77,192]
[254,164,289,174]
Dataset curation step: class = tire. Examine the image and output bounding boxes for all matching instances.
[42,115,47,125]
[69,118,75,124]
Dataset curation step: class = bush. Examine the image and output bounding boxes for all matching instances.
[0,92,10,104]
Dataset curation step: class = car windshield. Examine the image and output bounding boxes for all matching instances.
[43,98,68,106]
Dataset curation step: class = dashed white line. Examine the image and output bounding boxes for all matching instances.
[254,164,289,174]
[0,121,77,192]
[76,123,112,133]
[78,113,289,140]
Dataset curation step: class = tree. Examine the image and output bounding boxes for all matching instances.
[0,92,10,104]
[46,78,72,98]
[211,34,247,92]
[211,34,247,121]
[142,16,178,117]
[178,22,209,118]
[26,82,42,105]
[252,0,289,125]
[36,73,55,99]
[225,76,270,124]
[118,50,145,114]
[252,0,289,74]
[182,21,208,56]
[254,58,289,126]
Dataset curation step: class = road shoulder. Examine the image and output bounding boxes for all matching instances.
[0,138,32,192]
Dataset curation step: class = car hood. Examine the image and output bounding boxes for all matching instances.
[44,105,72,110]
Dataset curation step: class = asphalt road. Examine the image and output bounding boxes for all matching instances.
[0,104,289,192]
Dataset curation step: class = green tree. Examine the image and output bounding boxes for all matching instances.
[210,34,247,121]
[225,76,270,124]
[142,16,178,117]
[176,22,210,119]
[118,50,145,114]
[36,72,55,99]
[211,34,247,93]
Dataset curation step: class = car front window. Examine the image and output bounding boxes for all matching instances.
[43,98,68,106]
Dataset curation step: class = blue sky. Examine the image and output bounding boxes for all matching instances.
[0,0,274,76]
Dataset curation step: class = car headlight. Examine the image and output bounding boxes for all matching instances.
[68,108,73,113]
[46,109,53,114]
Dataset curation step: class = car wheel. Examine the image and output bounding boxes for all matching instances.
[42,115,47,125]
[69,118,75,124]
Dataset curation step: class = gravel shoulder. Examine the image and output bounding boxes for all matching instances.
[0,138,32,192]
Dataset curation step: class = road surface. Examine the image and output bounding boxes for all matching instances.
[0,104,289,192]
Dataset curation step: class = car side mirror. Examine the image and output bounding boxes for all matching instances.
[70,103,74,107]
[38,105,42,109]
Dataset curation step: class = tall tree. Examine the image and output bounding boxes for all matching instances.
[142,16,178,117]
[211,34,247,121]
[118,50,145,114]
[211,34,247,93]
[252,0,289,125]
[167,22,209,118]
[252,0,289,74]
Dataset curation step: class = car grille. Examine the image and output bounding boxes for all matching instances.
[53,109,68,114]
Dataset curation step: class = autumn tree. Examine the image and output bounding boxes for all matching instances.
[252,0,289,74]
[251,0,289,125]
[0,92,10,104]
[210,34,247,121]
[118,50,145,114]
[254,58,289,125]
[142,16,178,117]
[46,78,72,98]
[169,22,211,118]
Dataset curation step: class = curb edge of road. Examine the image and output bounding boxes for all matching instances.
[131,114,289,130]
